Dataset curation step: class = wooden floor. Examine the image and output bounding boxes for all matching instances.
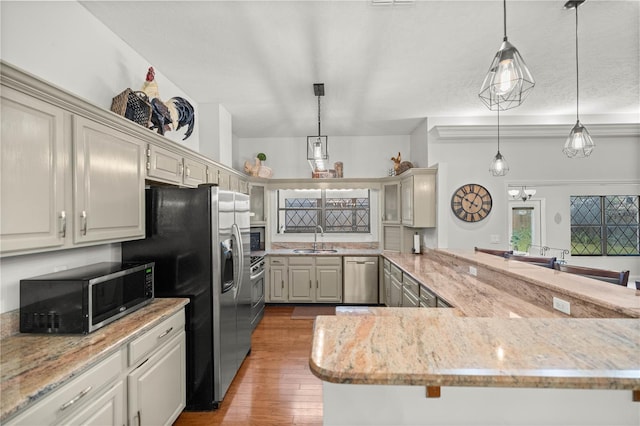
[174,305,323,426]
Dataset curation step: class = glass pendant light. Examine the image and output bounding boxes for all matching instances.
[307,83,328,171]
[489,109,509,176]
[479,0,535,111]
[563,0,595,158]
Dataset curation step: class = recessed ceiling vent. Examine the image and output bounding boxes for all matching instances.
[371,0,415,6]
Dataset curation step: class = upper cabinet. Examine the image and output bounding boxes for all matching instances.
[0,86,67,253]
[400,168,436,228]
[382,181,401,224]
[146,144,209,188]
[249,183,266,225]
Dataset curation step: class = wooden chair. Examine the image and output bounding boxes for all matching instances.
[504,253,556,269]
[554,263,630,287]
[474,247,513,257]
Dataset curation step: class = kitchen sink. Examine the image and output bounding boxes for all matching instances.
[292,248,339,254]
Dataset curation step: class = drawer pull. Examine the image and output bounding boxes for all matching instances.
[60,385,92,411]
[158,326,173,339]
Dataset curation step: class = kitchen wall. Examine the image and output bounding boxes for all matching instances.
[427,123,640,280]
[236,135,411,178]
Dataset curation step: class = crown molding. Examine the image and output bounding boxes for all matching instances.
[432,123,640,140]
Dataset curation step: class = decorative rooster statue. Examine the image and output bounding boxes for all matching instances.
[141,67,195,141]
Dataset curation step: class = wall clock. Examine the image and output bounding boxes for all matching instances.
[451,184,492,223]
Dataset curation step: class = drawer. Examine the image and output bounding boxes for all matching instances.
[390,264,402,281]
[129,310,184,366]
[6,350,122,426]
[420,285,437,307]
[403,274,419,296]
[288,256,314,266]
[316,256,341,266]
[269,256,288,266]
[383,259,390,272]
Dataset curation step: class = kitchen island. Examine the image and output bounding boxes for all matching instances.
[310,250,640,425]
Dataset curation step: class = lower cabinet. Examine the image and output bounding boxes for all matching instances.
[5,308,186,426]
[388,264,403,307]
[402,274,420,308]
[267,256,342,303]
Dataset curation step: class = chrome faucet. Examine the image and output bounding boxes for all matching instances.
[313,225,324,251]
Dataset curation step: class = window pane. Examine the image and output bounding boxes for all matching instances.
[606,226,639,255]
[511,207,533,252]
[605,195,639,225]
[570,196,601,225]
[571,226,602,255]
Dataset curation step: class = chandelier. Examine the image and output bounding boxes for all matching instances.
[307,83,328,171]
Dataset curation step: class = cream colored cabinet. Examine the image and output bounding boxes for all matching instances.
[73,116,145,244]
[0,86,67,254]
[382,181,401,223]
[289,257,315,302]
[389,264,403,307]
[4,350,124,426]
[268,257,289,302]
[402,274,420,308]
[250,184,267,225]
[401,169,437,228]
[216,168,231,190]
[315,257,343,303]
[382,259,391,305]
[230,174,250,194]
[146,143,208,188]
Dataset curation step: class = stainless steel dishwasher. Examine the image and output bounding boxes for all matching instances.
[343,257,379,304]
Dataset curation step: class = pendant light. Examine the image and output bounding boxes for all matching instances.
[307,83,328,171]
[563,0,595,158]
[489,109,509,176]
[479,0,535,111]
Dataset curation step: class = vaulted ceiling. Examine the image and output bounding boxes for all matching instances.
[81,0,639,138]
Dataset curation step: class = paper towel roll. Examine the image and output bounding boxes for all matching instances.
[413,233,421,254]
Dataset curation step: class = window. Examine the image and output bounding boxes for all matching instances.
[570,195,639,256]
[508,200,544,253]
[277,189,370,233]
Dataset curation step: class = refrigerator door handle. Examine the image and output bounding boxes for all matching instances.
[231,223,244,296]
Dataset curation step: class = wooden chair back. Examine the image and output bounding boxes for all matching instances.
[474,247,513,257]
[505,253,556,269]
[554,263,630,287]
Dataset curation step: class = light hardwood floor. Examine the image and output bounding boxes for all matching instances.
[174,305,323,426]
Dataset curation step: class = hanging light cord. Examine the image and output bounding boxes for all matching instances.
[317,95,322,136]
[497,109,501,152]
[502,0,508,41]
[575,5,580,121]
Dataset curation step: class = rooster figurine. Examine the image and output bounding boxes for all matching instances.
[141,67,195,141]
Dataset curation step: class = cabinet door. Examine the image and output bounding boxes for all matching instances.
[1,87,67,254]
[73,116,145,244]
[183,157,208,187]
[390,276,403,307]
[128,332,186,426]
[60,381,124,426]
[401,176,414,225]
[382,182,401,223]
[289,265,314,302]
[383,269,391,306]
[217,169,230,190]
[316,265,342,303]
[146,144,183,185]
[402,288,419,307]
[269,265,288,302]
[250,184,266,224]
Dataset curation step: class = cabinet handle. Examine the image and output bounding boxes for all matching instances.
[158,326,173,339]
[137,410,142,426]
[59,211,66,238]
[179,163,184,176]
[281,280,284,289]
[186,167,191,177]
[146,161,151,170]
[80,211,87,236]
[60,385,92,411]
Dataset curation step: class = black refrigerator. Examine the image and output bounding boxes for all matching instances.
[122,185,251,410]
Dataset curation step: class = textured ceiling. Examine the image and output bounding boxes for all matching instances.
[80,0,640,138]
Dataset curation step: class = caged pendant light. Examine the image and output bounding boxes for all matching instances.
[307,83,329,171]
[563,0,595,158]
[479,0,535,111]
[489,109,509,176]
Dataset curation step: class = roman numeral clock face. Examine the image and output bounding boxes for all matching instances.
[451,184,493,223]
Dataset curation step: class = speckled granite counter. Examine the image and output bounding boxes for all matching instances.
[0,297,188,422]
[310,311,640,389]
[267,248,382,256]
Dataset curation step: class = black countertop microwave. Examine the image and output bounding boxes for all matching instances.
[20,262,154,334]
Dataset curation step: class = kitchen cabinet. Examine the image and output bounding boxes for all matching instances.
[402,274,420,308]
[0,86,67,254]
[73,116,145,244]
[381,181,401,223]
[315,257,343,303]
[216,168,231,190]
[381,259,391,305]
[401,169,437,228]
[289,256,315,302]
[230,174,249,194]
[389,264,403,307]
[249,183,267,225]
[419,285,437,308]
[268,257,289,302]
[4,350,124,426]
[146,143,208,188]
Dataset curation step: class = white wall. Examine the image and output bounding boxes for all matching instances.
[409,118,429,168]
[428,124,640,279]
[236,135,411,178]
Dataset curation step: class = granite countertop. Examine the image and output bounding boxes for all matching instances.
[267,248,382,256]
[0,297,189,422]
[310,311,640,389]
[438,248,640,318]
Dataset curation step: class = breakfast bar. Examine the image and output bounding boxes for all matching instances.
[310,250,640,425]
